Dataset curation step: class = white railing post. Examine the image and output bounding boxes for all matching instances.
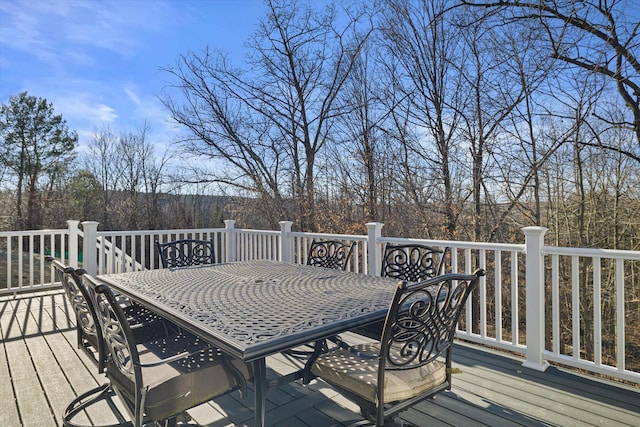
[522,226,550,372]
[279,221,294,263]
[81,221,99,275]
[66,220,80,268]
[224,220,236,263]
[366,222,384,276]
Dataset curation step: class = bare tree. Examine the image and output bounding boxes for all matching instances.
[477,16,564,239]
[462,0,640,160]
[329,25,398,227]
[85,126,123,229]
[379,0,468,239]
[140,142,172,230]
[161,0,372,230]
[116,122,173,230]
[84,123,171,230]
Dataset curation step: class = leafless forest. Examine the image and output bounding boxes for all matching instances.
[2,0,638,247]
[1,1,639,375]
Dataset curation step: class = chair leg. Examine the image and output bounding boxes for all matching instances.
[162,417,178,427]
[63,383,132,427]
[176,411,192,423]
[159,412,189,426]
[352,407,412,427]
[76,327,82,350]
[347,417,409,427]
[350,406,375,426]
[219,352,249,399]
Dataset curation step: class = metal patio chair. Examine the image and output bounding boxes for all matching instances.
[156,238,216,268]
[48,257,106,372]
[306,239,356,271]
[63,270,252,427]
[308,270,484,426]
[354,243,450,340]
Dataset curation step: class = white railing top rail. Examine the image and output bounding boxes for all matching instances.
[97,227,227,237]
[289,230,368,242]
[235,228,281,236]
[543,246,640,259]
[378,236,525,252]
[0,228,69,237]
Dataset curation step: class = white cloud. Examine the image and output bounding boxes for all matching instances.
[57,93,116,122]
[125,86,142,105]
[0,0,177,68]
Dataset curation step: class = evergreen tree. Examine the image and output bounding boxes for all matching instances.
[0,92,78,229]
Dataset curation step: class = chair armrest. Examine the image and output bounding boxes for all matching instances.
[302,337,379,385]
[330,336,379,360]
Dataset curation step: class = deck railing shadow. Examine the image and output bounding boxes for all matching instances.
[451,342,640,420]
[0,292,75,343]
[414,388,553,427]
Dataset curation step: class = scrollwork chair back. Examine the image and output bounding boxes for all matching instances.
[381,273,476,371]
[47,257,105,372]
[352,243,450,340]
[84,274,139,384]
[156,238,216,268]
[306,240,356,271]
[381,243,449,281]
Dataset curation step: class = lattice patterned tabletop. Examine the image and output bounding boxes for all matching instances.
[99,260,400,361]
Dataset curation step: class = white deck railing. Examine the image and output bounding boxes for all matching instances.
[1,220,638,384]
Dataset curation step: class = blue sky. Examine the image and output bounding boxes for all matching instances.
[0,0,267,154]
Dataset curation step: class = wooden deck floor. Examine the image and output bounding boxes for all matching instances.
[1,289,638,427]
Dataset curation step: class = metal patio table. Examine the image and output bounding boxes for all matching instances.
[98,260,400,427]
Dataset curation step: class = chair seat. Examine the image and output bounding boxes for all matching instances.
[108,332,251,420]
[311,343,446,404]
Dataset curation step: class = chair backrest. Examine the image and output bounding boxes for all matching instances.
[79,270,140,380]
[47,257,104,371]
[381,243,449,282]
[156,238,216,268]
[377,270,484,408]
[306,240,356,271]
[78,269,144,420]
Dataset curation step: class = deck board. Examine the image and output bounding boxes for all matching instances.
[16,296,72,424]
[1,289,638,427]
[0,301,22,426]
[453,344,639,425]
[42,293,118,425]
[2,296,60,427]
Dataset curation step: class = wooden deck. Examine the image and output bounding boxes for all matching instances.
[1,289,638,427]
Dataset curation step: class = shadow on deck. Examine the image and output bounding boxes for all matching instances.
[1,289,638,426]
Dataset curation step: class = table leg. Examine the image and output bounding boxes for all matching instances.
[253,358,267,427]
